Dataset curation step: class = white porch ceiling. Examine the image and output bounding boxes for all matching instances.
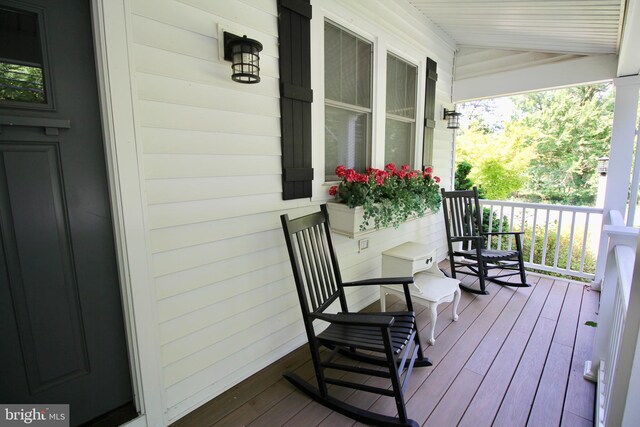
[408,0,624,55]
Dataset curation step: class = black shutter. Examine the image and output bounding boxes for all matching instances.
[277,0,313,200]
[422,57,438,168]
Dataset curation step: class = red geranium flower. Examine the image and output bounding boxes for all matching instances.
[335,165,347,178]
[434,176,441,183]
[424,166,433,174]
[329,185,338,196]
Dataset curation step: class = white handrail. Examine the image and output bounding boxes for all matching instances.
[479,199,604,280]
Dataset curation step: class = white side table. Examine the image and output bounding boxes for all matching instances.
[380,242,460,345]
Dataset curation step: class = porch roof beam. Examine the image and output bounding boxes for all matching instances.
[618,0,640,77]
[453,54,617,102]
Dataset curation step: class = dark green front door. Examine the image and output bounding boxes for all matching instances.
[0,1,134,424]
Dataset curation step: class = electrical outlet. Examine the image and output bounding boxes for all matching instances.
[358,238,369,253]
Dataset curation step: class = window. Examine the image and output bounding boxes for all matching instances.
[0,6,49,106]
[324,21,372,180]
[385,54,417,166]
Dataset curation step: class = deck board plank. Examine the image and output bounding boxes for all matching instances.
[528,282,584,426]
[493,280,569,426]
[402,284,516,423]
[459,277,554,427]
[562,286,598,424]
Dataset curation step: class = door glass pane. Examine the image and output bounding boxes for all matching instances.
[385,119,412,166]
[325,105,370,179]
[0,7,47,104]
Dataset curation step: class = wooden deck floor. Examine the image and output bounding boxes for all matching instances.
[172,268,598,427]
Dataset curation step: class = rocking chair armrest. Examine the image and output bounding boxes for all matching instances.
[311,312,395,328]
[450,236,484,243]
[484,231,524,236]
[342,277,414,287]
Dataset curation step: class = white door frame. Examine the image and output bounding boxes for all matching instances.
[91,1,166,425]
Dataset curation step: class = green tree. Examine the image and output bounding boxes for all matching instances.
[457,119,533,200]
[511,84,613,205]
[457,83,614,205]
[454,160,474,190]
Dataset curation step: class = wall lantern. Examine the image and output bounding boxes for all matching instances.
[223,32,263,84]
[443,108,462,129]
[597,157,609,176]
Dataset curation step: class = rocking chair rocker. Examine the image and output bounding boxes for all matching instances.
[441,187,530,295]
[280,205,431,427]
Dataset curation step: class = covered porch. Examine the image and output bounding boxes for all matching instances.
[174,0,640,424]
[172,267,597,426]
[80,0,640,426]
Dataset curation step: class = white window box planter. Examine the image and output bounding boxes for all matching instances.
[325,201,376,238]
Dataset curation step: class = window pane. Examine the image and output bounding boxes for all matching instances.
[385,119,412,166]
[356,39,371,108]
[340,30,357,105]
[324,21,373,181]
[386,54,416,118]
[324,21,372,107]
[325,105,369,179]
[324,23,341,101]
[0,7,47,104]
[0,62,45,103]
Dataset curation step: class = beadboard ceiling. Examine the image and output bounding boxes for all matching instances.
[408,0,625,55]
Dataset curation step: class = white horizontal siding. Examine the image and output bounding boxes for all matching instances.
[140,128,281,156]
[146,175,282,204]
[148,206,319,253]
[123,0,456,422]
[136,73,281,118]
[137,101,281,136]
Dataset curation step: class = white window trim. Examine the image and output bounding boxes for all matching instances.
[311,3,428,202]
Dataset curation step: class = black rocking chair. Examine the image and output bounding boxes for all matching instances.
[280,204,431,427]
[441,187,530,295]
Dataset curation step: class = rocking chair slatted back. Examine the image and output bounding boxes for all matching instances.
[443,187,482,251]
[282,205,346,315]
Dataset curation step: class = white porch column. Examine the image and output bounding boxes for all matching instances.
[593,76,640,287]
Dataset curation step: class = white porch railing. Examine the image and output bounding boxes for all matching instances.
[585,210,640,427]
[478,199,603,280]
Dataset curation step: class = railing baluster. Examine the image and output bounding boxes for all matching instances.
[580,213,590,275]
[542,209,551,266]
[566,211,577,271]
[553,209,563,269]
[487,203,494,249]
[508,205,515,251]
[530,208,538,264]
[498,205,504,250]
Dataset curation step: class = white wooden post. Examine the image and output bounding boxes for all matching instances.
[593,76,640,289]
